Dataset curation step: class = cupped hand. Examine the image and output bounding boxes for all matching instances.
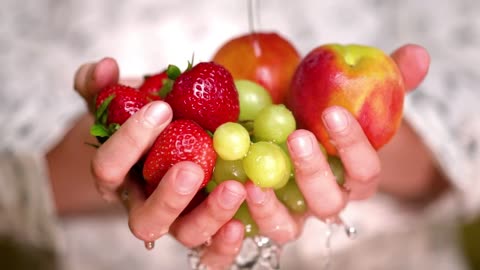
[74,58,246,270]
[243,44,431,244]
[73,43,430,269]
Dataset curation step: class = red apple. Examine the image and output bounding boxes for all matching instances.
[287,44,405,155]
[212,32,301,104]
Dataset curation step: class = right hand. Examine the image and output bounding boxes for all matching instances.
[74,58,247,270]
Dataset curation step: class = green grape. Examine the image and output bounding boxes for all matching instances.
[275,177,307,214]
[213,157,248,184]
[205,179,218,193]
[243,141,291,189]
[328,155,345,185]
[253,104,296,143]
[233,203,259,238]
[235,79,273,121]
[213,122,250,161]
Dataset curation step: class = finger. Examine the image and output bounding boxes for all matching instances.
[91,101,172,200]
[287,129,347,219]
[200,220,245,270]
[321,106,381,200]
[74,57,119,110]
[128,161,205,242]
[244,181,299,244]
[391,44,430,92]
[170,180,246,248]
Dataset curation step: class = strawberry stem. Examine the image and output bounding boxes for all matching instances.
[159,79,173,99]
[166,65,181,80]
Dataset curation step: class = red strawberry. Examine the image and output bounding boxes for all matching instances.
[138,70,168,100]
[164,62,240,132]
[90,84,150,140]
[95,84,150,125]
[143,119,217,189]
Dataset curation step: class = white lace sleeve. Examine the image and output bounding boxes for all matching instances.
[403,60,480,218]
[393,0,480,219]
[0,152,59,251]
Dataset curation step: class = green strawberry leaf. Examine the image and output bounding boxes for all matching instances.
[90,124,110,137]
[95,94,115,124]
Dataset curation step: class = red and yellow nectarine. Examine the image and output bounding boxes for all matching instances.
[212,32,301,104]
[287,44,405,155]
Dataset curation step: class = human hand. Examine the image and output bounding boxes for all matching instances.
[242,44,431,244]
[74,58,247,269]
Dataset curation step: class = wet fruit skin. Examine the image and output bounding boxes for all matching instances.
[142,119,217,189]
[287,44,405,155]
[212,32,301,104]
[164,62,240,133]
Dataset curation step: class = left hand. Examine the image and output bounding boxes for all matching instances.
[243,44,431,244]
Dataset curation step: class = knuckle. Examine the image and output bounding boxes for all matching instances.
[90,155,121,187]
[247,198,275,222]
[159,197,185,217]
[312,192,345,219]
[128,218,147,241]
[351,161,381,184]
[206,196,232,224]
[180,236,200,249]
[128,216,167,241]
[270,223,299,245]
[296,158,328,179]
[174,222,207,248]
[121,127,145,154]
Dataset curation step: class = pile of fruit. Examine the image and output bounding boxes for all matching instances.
[90,32,405,237]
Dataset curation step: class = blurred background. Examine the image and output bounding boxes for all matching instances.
[1,0,479,269]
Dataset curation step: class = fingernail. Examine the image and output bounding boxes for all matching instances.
[248,184,267,204]
[219,184,244,210]
[175,169,202,195]
[322,108,348,133]
[144,102,170,127]
[288,133,314,158]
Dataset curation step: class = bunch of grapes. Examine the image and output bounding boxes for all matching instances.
[206,79,345,237]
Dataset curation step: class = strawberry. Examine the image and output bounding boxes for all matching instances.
[164,62,240,132]
[138,70,168,100]
[90,84,150,140]
[142,119,217,189]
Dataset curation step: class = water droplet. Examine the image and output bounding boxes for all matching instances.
[345,225,357,239]
[203,237,212,247]
[144,241,155,250]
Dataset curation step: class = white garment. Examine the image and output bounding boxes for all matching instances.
[0,0,479,269]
